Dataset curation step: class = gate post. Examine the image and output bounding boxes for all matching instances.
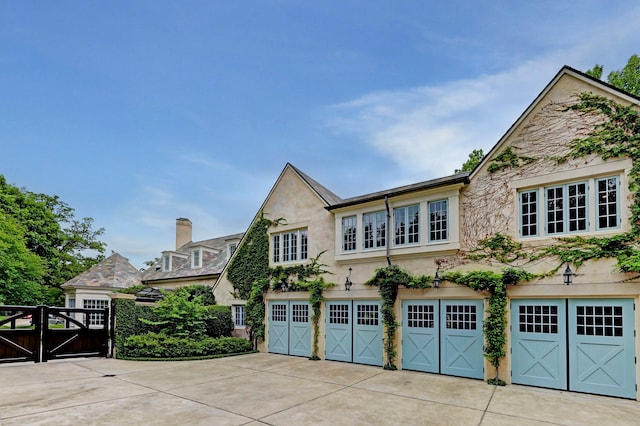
[34,305,47,363]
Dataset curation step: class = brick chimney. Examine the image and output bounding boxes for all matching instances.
[176,218,192,249]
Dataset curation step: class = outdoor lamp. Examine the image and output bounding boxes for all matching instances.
[280,279,288,292]
[563,264,574,285]
[433,269,441,289]
[345,267,353,291]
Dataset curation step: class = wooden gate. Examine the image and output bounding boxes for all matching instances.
[0,305,111,363]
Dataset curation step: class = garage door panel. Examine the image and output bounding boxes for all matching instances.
[289,302,311,357]
[353,301,383,366]
[569,299,636,399]
[402,300,438,373]
[325,301,352,362]
[440,300,484,379]
[268,302,289,355]
[511,299,567,390]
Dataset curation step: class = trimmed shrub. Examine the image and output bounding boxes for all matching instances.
[204,305,234,338]
[122,332,252,359]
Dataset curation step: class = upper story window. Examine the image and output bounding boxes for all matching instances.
[162,254,171,272]
[519,176,620,238]
[228,243,237,257]
[394,204,419,245]
[428,200,448,242]
[273,228,308,264]
[363,211,386,249]
[342,216,357,252]
[191,249,201,268]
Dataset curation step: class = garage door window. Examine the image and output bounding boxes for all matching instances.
[329,304,349,324]
[576,305,623,337]
[407,304,434,328]
[446,305,476,330]
[272,304,287,322]
[519,305,558,333]
[292,304,309,323]
[357,304,379,326]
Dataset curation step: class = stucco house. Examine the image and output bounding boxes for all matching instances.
[62,252,141,326]
[214,66,640,400]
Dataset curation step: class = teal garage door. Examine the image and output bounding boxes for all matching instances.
[402,300,439,373]
[511,299,567,390]
[401,300,484,379]
[441,300,485,379]
[267,301,311,357]
[511,298,636,399]
[353,301,383,366]
[325,301,353,362]
[268,301,289,355]
[325,300,383,366]
[568,299,636,399]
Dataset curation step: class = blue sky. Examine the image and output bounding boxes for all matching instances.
[1,1,639,269]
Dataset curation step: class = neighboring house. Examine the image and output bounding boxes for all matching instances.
[62,252,141,326]
[214,66,640,400]
[141,218,244,330]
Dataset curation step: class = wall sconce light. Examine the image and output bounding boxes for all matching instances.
[563,264,574,285]
[280,279,288,292]
[433,268,441,289]
[345,267,353,291]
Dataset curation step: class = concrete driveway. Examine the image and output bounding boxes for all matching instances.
[1,353,639,425]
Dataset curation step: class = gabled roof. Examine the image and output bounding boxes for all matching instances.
[470,65,640,179]
[288,163,343,205]
[62,253,141,289]
[327,172,470,210]
[142,232,244,282]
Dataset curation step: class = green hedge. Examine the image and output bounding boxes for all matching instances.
[204,305,234,338]
[122,332,253,358]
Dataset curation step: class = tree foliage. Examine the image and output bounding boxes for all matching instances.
[586,54,640,96]
[0,175,106,305]
[455,149,484,173]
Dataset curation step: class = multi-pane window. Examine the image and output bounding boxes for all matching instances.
[519,305,558,334]
[357,304,379,326]
[329,304,349,324]
[271,304,287,322]
[363,211,386,249]
[407,304,434,328]
[292,304,309,323]
[428,200,448,242]
[520,190,538,237]
[342,216,357,252]
[547,182,587,234]
[162,255,170,272]
[597,177,618,229]
[394,205,419,245]
[520,177,619,237]
[445,305,477,330]
[576,305,623,337]
[83,299,109,326]
[233,305,245,327]
[272,229,308,264]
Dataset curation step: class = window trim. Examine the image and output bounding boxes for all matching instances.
[191,249,201,268]
[363,210,386,250]
[342,215,357,252]
[393,204,420,246]
[428,199,449,243]
[233,305,246,328]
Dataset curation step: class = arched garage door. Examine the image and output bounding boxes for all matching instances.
[511,298,636,399]
[267,301,311,357]
[402,299,484,380]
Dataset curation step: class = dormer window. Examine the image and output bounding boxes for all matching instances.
[228,243,237,257]
[162,255,171,272]
[192,249,201,268]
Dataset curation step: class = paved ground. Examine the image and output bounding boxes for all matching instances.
[1,353,640,425]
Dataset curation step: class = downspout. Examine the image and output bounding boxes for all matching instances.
[385,196,392,266]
